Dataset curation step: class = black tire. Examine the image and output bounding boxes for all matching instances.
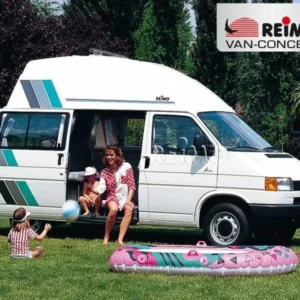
[253,223,296,245]
[30,220,46,234]
[203,203,251,246]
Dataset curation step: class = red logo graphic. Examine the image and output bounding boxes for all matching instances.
[225,17,259,38]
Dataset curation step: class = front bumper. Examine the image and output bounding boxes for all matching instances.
[250,204,300,223]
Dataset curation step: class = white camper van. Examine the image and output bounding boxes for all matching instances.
[1,53,300,246]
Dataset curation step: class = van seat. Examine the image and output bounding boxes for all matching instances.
[68,171,85,182]
[68,171,100,182]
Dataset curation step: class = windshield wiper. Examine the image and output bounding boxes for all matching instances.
[227,146,262,152]
[262,146,279,152]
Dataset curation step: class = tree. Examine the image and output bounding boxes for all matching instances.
[133,1,165,63]
[237,0,300,148]
[191,0,247,100]
[134,0,191,70]
[174,5,195,76]
[30,0,59,17]
[226,0,300,150]
[250,0,299,110]
[0,0,127,107]
[64,0,148,54]
[151,0,187,67]
[291,86,300,116]
[286,137,300,159]
[234,53,265,123]
[259,103,292,150]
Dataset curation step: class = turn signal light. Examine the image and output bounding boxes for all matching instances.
[265,177,278,191]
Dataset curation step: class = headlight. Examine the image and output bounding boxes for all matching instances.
[265,177,293,191]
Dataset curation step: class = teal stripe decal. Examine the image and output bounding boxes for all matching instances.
[42,80,62,108]
[16,181,39,206]
[2,150,18,166]
[0,151,7,166]
[6,181,28,206]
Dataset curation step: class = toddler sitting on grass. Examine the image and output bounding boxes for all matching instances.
[8,207,51,258]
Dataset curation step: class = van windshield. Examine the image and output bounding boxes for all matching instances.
[198,112,276,152]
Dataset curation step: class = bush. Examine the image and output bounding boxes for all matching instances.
[285,137,300,159]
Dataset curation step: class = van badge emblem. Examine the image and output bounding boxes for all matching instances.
[156,95,170,101]
[204,167,213,173]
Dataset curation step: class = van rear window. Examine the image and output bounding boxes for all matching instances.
[0,112,68,150]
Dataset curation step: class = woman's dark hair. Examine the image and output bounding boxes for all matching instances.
[102,145,125,167]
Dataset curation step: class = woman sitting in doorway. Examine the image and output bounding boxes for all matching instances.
[78,166,101,216]
[95,145,136,245]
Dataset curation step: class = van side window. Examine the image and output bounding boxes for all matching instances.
[0,112,68,150]
[94,115,145,148]
[125,118,145,147]
[152,115,212,156]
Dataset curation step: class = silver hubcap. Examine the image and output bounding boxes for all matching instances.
[210,212,240,246]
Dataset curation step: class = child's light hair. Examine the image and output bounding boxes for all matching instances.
[12,207,30,231]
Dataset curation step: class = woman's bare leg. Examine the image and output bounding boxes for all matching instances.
[118,203,134,245]
[79,196,90,215]
[94,196,102,216]
[31,246,44,258]
[103,201,118,244]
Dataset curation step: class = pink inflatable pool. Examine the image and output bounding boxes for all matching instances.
[109,241,298,276]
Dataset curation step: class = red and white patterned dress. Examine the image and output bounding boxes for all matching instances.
[8,228,37,258]
[98,162,136,210]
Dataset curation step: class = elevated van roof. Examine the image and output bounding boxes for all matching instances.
[6,55,234,113]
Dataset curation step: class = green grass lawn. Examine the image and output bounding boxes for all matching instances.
[0,218,300,300]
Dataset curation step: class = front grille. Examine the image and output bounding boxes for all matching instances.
[293,181,300,191]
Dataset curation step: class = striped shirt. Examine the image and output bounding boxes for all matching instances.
[7,228,37,255]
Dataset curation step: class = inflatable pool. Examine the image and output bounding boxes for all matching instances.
[109,241,298,276]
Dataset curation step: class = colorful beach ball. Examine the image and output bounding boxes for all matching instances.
[62,200,80,222]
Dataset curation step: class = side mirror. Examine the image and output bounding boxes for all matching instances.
[194,135,215,156]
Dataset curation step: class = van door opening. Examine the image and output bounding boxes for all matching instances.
[67,110,146,224]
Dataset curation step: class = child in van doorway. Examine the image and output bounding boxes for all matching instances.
[8,207,51,258]
[79,166,101,216]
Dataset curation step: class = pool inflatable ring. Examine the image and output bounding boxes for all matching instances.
[109,241,298,276]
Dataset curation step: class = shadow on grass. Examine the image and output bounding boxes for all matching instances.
[1,217,299,246]
[47,223,203,245]
[0,219,203,244]
[47,224,300,246]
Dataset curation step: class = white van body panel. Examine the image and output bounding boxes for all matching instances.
[7,56,234,114]
[218,152,300,178]
[217,152,300,204]
[245,153,300,178]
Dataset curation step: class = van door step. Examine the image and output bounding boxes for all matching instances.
[76,206,139,224]
[76,214,138,225]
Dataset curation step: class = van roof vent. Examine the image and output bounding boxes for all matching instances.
[265,153,293,158]
[89,48,127,58]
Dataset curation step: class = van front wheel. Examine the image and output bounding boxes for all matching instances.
[30,220,45,234]
[203,203,250,246]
